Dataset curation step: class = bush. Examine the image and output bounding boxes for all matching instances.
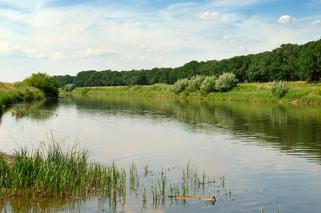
[23,73,58,98]
[215,73,238,92]
[187,75,206,91]
[271,81,289,97]
[63,84,76,92]
[200,76,217,94]
[173,78,189,94]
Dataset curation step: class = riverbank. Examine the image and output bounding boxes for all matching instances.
[68,81,321,105]
[0,82,44,112]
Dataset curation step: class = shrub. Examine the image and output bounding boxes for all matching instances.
[200,76,217,94]
[63,83,76,92]
[271,81,289,97]
[23,73,58,98]
[187,75,206,91]
[215,73,238,92]
[173,78,189,94]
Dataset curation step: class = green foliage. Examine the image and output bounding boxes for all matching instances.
[0,154,10,188]
[173,78,189,94]
[271,81,289,97]
[200,76,217,94]
[173,73,237,94]
[63,83,76,92]
[24,73,58,98]
[187,75,206,91]
[53,75,75,88]
[215,73,238,92]
[54,39,321,87]
[0,83,44,111]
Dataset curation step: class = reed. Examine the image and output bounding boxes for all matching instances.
[0,142,126,198]
[129,162,139,192]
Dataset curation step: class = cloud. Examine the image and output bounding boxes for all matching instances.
[311,19,321,25]
[278,15,293,24]
[0,0,321,82]
[80,48,117,58]
[0,42,18,55]
[212,0,258,7]
[200,11,240,23]
[50,51,63,61]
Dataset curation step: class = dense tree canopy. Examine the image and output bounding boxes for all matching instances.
[54,39,321,87]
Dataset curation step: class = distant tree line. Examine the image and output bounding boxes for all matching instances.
[54,39,321,87]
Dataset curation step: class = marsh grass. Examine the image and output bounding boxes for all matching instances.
[1,141,232,211]
[0,142,126,199]
[129,162,139,192]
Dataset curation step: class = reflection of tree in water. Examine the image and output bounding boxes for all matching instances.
[64,95,321,162]
[10,99,58,121]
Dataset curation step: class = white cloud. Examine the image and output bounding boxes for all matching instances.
[311,19,321,25]
[200,11,240,23]
[50,52,63,61]
[80,48,117,58]
[0,1,321,82]
[0,42,18,55]
[278,15,293,24]
[212,0,258,7]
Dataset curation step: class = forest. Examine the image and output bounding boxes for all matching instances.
[54,39,321,87]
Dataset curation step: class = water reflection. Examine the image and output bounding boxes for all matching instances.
[9,99,58,121]
[61,96,321,163]
[1,96,321,212]
[0,196,84,213]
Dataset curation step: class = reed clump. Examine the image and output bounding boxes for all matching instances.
[0,143,126,198]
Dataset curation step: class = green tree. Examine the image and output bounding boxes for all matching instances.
[24,73,58,98]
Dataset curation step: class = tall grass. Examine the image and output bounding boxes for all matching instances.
[1,142,232,211]
[0,83,44,111]
[0,142,125,198]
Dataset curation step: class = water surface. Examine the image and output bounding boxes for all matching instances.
[0,96,321,212]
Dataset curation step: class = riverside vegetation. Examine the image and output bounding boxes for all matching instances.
[0,73,58,112]
[0,142,230,210]
[68,79,321,105]
[54,39,321,87]
[55,38,321,105]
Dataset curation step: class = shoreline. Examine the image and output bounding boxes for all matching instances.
[67,81,321,106]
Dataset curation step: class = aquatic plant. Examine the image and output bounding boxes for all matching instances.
[129,162,139,192]
[0,142,126,198]
[144,164,149,177]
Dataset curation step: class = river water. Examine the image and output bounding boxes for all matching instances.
[0,96,321,213]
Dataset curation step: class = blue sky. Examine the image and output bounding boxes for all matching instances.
[0,0,321,82]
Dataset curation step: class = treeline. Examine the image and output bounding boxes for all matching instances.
[54,39,321,87]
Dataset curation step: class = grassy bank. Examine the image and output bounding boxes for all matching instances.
[69,82,321,105]
[0,82,44,112]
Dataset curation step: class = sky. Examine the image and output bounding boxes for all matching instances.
[0,0,321,82]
